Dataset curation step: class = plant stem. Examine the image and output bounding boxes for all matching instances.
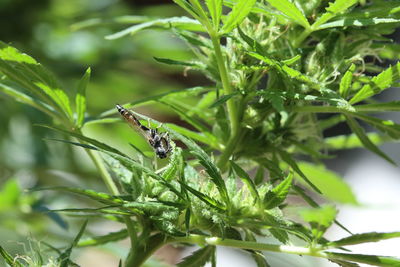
[173,234,326,256]
[128,234,167,267]
[209,32,239,137]
[217,129,245,169]
[77,130,138,265]
[292,28,312,48]
[209,32,242,169]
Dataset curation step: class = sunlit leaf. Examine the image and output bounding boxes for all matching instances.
[264,0,310,29]
[297,162,358,204]
[312,0,358,30]
[328,232,400,248]
[350,62,400,104]
[220,0,257,34]
[75,67,91,128]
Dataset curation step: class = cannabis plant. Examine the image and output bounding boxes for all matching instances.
[1,0,400,266]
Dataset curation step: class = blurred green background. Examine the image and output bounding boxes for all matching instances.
[0,0,206,265]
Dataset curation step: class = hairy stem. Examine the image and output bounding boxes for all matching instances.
[173,234,326,256]
[209,32,243,169]
[292,28,312,48]
[209,32,239,137]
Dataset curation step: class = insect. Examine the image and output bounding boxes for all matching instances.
[116,104,171,158]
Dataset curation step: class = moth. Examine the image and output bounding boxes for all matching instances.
[116,104,171,158]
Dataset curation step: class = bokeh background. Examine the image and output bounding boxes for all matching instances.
[0,0,399,266]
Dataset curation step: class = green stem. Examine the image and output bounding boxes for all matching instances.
[77,130,138,265]
[217,129,245,169]
[292,105,348,113]
[173,234,326,257]
[209,32,239,137]
[128,234,168,267]
[292,28,312,48]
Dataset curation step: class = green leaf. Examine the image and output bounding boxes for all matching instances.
[339,64,355,99]
[209,93,237,109]
[59,220,88,267]
[220,0,257,34]
[325,133,393,150]
[312,0,358,30]
[230,161,259,202]
[0,41,73,120]
[105,16,205,40]
[282,55,301,65]
[264,0,310,29]
[75,67,90,128]
[165,123,216,147]
[0,81,57,119]
[163,124,230,205]
[51,138,183,198]
[325,252,400,266]
[154,57,205,68]
[177,246,215,267]
[263,172,293,209]
[98,86,211,118]
[205,0,223,30]
[299,205,337,239]
[345,115,395,165]
[318,18,400,30]
[350,62,400,104]
[35,187,125,206]
[180,183,225,211]
[351,113,400,139]
[39,124,127,156]
[78,229,129,247]
[328,232,400,248]
[248,52,313,84]
[297,162,358,205]
[254,166,264,185]
[157,99,216,143]
[278,150,321,194]
[355,101,400,112]
[162,146,182,181]
[0,246,23,267]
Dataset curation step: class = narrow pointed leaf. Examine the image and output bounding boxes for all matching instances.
[264,0,310,29]
[350,62,400,104]
[230,161,259,202]
[106,16,204,40]
[328,232,400,248]
[325,252,400,266]
[345,115,395,165]
[59,220,88,267]
[264,172,293,209]
[35,186,125,205]
[220,0,257,34]
[205,0,222,30]
[278,150,321,194]
[318,18,400,30]
[0,41,73,120]
[163,124,229,204]
[339,64,355,99]
[75,67,91,128]
[154,57,205,68]
[312,0,358,30]
[177,246,215,267]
